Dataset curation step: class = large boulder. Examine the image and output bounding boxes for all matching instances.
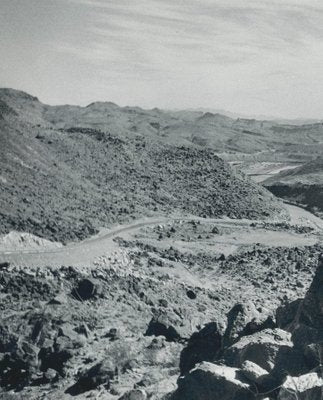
[71,277,100,301]
[239,360,269,385]
[278,372,323,400]
[222,328,299,376]
[223,302,275,348]
[179,322,222,375]
[175,362,253,400]
[145,310,191,342]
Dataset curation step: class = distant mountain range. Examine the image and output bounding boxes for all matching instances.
[177,107,323,126]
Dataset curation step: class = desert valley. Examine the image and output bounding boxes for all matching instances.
[0,88,323,399]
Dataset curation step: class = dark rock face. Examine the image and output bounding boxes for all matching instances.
[71,278,98,301]
[276,298,302,330]
[179,322,222,375]
[297,255,323,333]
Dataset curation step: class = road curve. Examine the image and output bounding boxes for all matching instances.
[1,205,322,267]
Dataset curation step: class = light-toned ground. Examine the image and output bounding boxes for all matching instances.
[231,161,302,183]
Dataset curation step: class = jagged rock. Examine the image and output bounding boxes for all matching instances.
[175,362,253,400]
[179,322,222,375]
[239,360,269,385]
[278,372,323,400]
[119,389,147,400]
[223,301,275,348]
[65,359,117,395]
[223,328,293,373]
[38,324,84,376]
[71,278,99,301]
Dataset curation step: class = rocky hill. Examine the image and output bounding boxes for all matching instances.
[0,89,287,242]
[2,88,323,159]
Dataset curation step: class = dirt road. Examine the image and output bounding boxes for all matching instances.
[1,204,322,268]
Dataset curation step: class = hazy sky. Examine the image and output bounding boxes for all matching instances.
[1,0,323,118]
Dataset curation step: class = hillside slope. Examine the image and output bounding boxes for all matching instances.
[264,156,323,215]
[0,89,287,242]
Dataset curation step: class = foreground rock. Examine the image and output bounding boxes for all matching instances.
[223,301,275,348]
[278,372,323,400]
[179,322,222,375]
[175,362,253,400]
[223,328,293,373]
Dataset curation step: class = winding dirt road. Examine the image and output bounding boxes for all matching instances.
[1,204,322,268]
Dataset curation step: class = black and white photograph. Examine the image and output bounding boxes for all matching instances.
[1,0,323,399]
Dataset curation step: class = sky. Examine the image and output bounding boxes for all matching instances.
[1,0,323,119]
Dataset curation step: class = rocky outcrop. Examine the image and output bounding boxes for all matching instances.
[223,301,275,348]
[173,255,323,400]
[223,328,293,373]
[179,322,222,375]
